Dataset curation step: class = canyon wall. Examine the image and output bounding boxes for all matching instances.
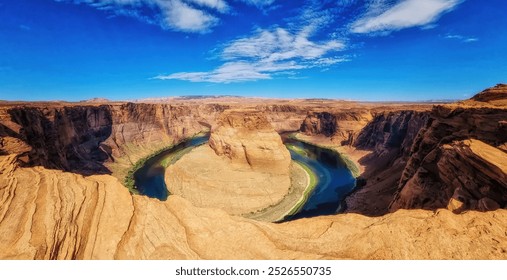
[0,103,228,177]
[300,110,372,145]
[255,104,308,132]
[390,106,507,212]
[343,110,429,215]
[298,103,507,216]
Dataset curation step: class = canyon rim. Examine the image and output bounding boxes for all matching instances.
[2,0,507,263]
[0,85,506,259]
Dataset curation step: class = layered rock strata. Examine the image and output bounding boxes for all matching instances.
[300,110,373,145]
[165,110,292,215]
[0,103,228,178]
[390,106,507,212]
[1,154,506,260]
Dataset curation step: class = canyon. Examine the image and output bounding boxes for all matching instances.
[0,84,506,259]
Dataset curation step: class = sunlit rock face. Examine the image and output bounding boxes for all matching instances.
[208,110,291,174]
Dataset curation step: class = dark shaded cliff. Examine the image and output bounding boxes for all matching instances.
[344,110,429,215]
[5,106,113,174]
[300,110,372,145]
[0,103,228,175]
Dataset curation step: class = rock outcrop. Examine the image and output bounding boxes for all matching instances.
[301,112,337,137]
[300,110,372,145]
[344,110,429,216]
[255,104,308,132]
[1,154,507,260]
[209,110,291,173]
[470,83,507,102]
[390,106,507,212]
[165,110,292,215]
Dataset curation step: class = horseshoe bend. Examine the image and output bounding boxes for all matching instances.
[1,84,506,260]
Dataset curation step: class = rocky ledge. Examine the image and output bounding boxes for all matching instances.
[2,154,506,259]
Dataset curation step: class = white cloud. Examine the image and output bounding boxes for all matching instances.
[159,0,219,32]
[186,0,229,13]
[351,0,463,34]
[239,0,275,7]
[155,27,345,83]
[445,34,478,43]
[59,0,231,32]
[155,62,272,83]
[223,28,343,62]
[59,0,278,32]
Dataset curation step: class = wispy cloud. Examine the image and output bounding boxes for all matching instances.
[351,0,463,34]
[239,0,275,8]
[445,34,478,43]
[155,27,345,83]
[57,0,276,33]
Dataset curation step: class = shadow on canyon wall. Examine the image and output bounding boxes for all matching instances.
[3,106,113,175]
[345,106,507,217]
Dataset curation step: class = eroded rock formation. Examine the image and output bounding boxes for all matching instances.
[344,110,429,215]
[0,103,228,178]
[1,154,506,260]
[165,110,292,215]
[209,110,291,173]
[300,110,373,145]
[390,106,507,212]
[470,83,507,103]
[1,85,507,260]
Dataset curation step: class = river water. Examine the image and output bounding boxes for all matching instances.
[282,137,356,220]
[133,135,208,200]
[134,135,356,219]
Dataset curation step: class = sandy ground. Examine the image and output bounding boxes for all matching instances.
[243,162,310,222]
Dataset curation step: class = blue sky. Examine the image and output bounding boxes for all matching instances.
[1,0,506,101]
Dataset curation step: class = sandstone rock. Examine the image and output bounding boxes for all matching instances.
[165,145,291,215]
[344,110,429,216]
[391,138,507,212]
[471,84,507,102]
[447,198,465,213]
[2,155,507,260]
[166,110,292,215]
[0,103,227,178]
[208,110,291,174]
[300,110,373,145]
[301,112,337,137]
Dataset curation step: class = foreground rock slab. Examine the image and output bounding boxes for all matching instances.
[1,155,506,260]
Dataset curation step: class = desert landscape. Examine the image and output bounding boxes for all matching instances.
[0,84,506,259]
[1,0,506,263]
